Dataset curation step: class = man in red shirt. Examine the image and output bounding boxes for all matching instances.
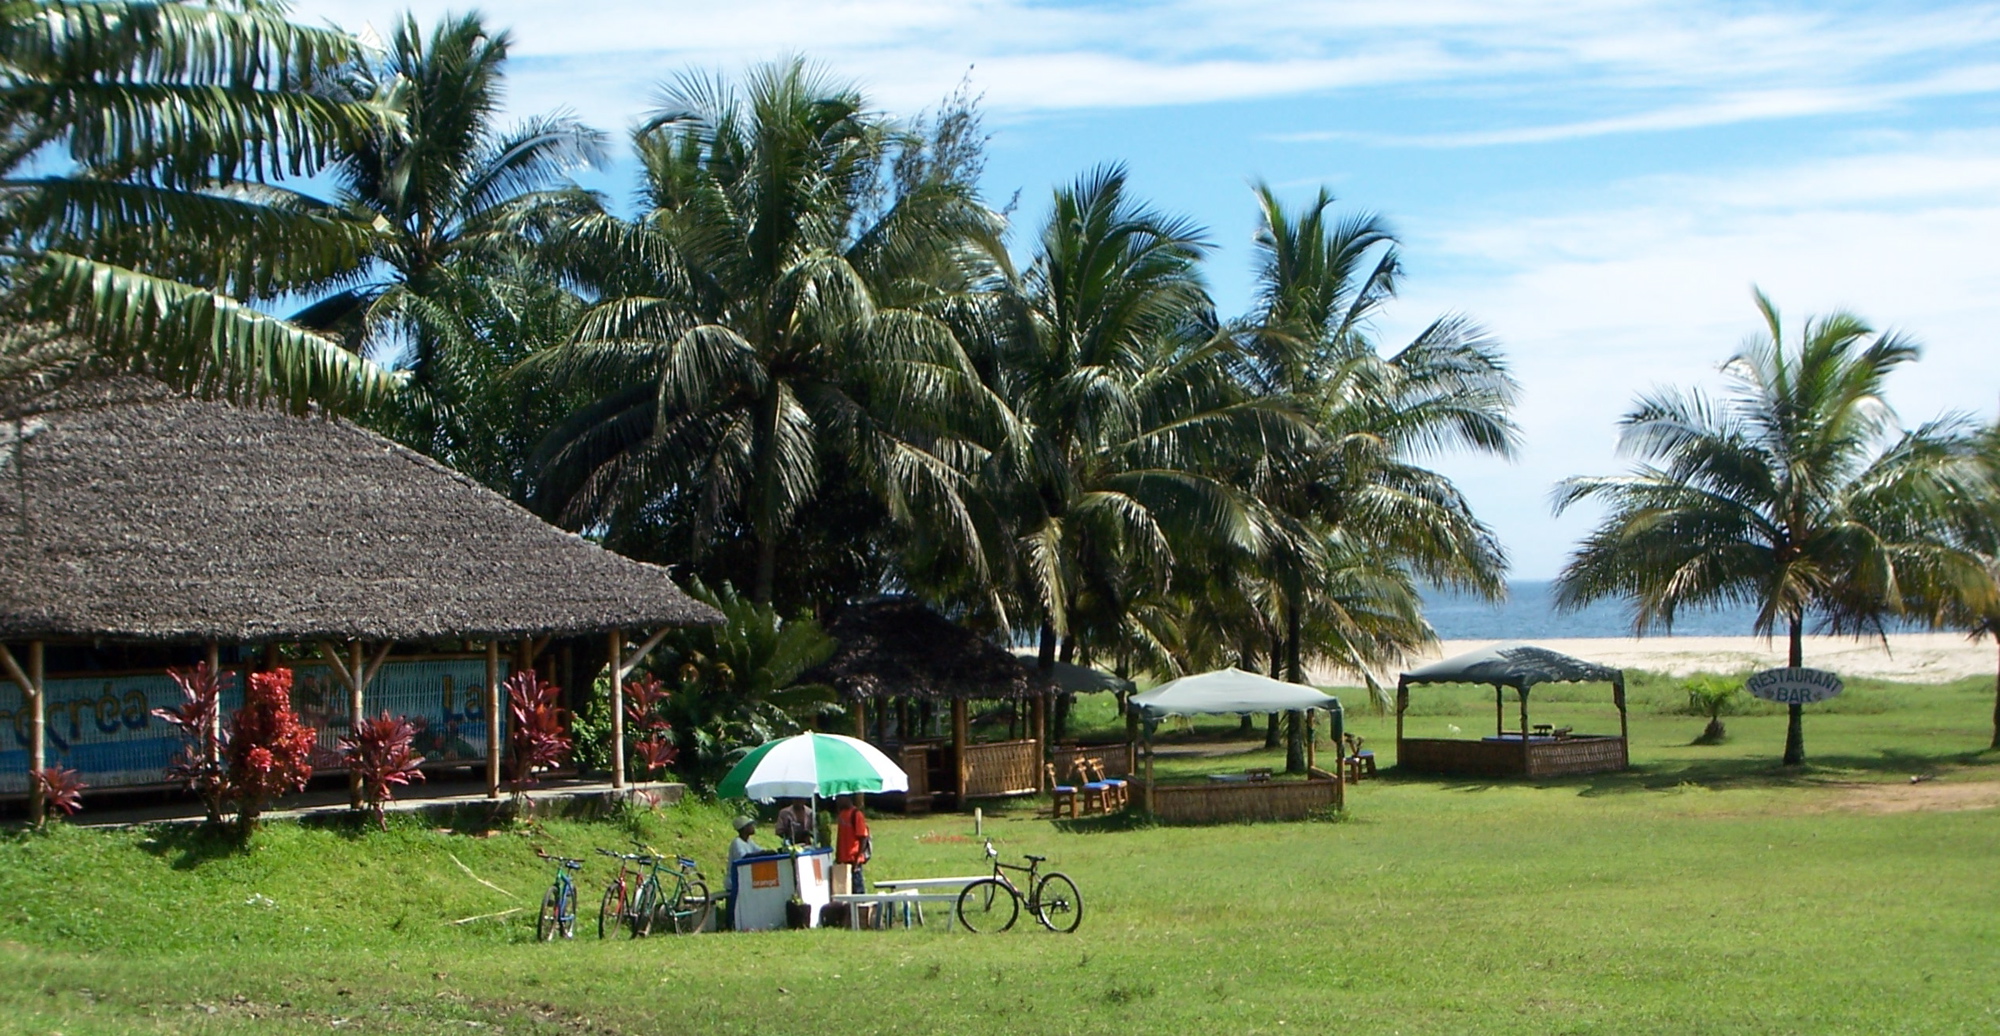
[835,794,872,892]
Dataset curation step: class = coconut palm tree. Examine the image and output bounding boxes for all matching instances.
[529,59,1006,606]
[1554,291,1991,764]
[0,0,396,411]
[293,12,603,491]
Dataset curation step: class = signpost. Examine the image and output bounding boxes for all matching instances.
[1746,667,1842,765]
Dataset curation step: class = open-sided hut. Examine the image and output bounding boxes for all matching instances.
[807,598,1051,808]
[1396,643,1629,778]
[0,380,721,820]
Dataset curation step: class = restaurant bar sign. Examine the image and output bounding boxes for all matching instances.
[1,659,504,794]
[1745,667,1844,705]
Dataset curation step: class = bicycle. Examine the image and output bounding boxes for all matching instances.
[596,842,711,938]
[955,838,1083,934]
[534,849,584,941]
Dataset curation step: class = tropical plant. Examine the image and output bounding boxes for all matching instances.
[0,0,398,411]
[153,662,232,822]
[622,673,678,779]
[528,58,1005,606]
[1680,674,1743,744]
[505,670,570,794]
[29,766,84,823]
[338,711,427,830]
[1554,291,1991,764]
[650,578,838,787]
[297,12,602,490]
[226,668,316,832]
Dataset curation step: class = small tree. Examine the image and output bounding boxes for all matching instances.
[1682,675,1743,745]
[154,662,233,823]
[506,671,571,795]
[227,669,317,833]
[623,674,678,779]
[29,767,85,826]
[339,712,426,830]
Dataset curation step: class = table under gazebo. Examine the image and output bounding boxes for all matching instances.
[1395,643,1630,779]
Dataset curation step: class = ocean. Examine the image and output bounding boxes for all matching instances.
[1421,581,1764,640]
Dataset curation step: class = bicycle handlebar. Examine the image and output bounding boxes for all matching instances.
[597,847,658,864]
[534,848,585,869]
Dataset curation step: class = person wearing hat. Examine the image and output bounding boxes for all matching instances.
[725,815,764,897]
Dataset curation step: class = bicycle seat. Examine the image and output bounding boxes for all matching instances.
[677,856,699,869]
[1024,854,1046,863]
[561,858,584,870]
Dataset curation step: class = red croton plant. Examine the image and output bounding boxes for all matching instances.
[623,673,678,779]
[29,766,86,824]
[339,711,426,830]
[153,662,232,823]
[227,668,316,832]
[505,670,571,795]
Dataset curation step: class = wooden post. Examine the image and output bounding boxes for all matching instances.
[349,640,365,809]
[485,640,502,799]
[1518,687,1531,776]
[1615,677,1630,769]
[1142,725,1155,814]
[205,641,222,767]
[854,697,868,741]
[608,630,625,790]
[1306,709,1317,772]
[951,698,969,805]
[2,643,49,825]
[1495,685,1504,737]
[1395,678,1408,750]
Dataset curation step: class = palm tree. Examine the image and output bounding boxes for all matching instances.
[1241,185,1515,768]
[295,12,603,491]
[530,59,1005,606]
[0,0,397,411]
[1555,291,1991,764]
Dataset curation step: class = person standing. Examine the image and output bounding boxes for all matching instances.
[774,797,815,846]
[835,795,872,892]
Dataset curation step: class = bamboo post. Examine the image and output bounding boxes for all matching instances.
[1395,678,1408,752]
[205,641,222,767]
[1494,685,1503,736]
[349,640,365,809]
[1615,676,1630,769]
[951,698,969,805]
[485,640,501,799]
[1518,687,1531,776]
[2,643,49,825]
[608,630,625,790]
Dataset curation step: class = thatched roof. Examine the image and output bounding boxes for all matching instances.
[1400,642,1623,693]
[809,598,1051,700]
[0,380,721,642]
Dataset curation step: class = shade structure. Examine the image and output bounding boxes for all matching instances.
[716,732,910,802]
[1400,642,1622,694]
[1010,650,1135,694]
[1131,668,1339,718]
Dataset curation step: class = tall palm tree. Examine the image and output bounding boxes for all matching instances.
[530,59,1005,605]
[0,0,396,412]
[295,12,603,489]
[1555,291,1991,764]
[1239,184,1515,768]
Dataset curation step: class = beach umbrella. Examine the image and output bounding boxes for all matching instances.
[716,732,910,802]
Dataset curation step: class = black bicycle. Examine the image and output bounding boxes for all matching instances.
[534,849,585,941]
[955,839,1083,933]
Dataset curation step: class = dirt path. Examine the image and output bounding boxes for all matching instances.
[1822,779,2000,815]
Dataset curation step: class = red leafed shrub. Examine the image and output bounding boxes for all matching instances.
[31,766,86,823]
[506,671,571,793]
[154,662,233,822]
[339,711,426,830]
[228,668,316,832]
[623,673,677,779]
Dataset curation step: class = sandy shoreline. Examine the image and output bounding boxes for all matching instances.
[1311,633,1996,684]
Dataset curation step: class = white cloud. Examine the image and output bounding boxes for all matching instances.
[1385,133,2000,577]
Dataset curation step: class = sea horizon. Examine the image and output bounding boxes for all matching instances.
[1419,581,1921,642]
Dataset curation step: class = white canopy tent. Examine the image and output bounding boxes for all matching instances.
[1127,669,1346,809]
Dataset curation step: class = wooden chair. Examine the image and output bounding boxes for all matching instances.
[1342,734,1377,782]
[1073,762,1111,815]
[1082,759,1128,810]
[1045,763,1078,819]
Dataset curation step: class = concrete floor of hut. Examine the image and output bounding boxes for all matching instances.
[40,776,684,829]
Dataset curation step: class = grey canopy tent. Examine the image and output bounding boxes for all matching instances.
[1128,669,1345,806]
[1396,643,1629,777]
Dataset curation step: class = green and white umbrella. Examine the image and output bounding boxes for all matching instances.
[716,732,909,802]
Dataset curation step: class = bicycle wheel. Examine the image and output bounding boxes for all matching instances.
[955,878,1019,934]
[558,880,578,939]
[671,878,711,934]
[536,884,562,942]
[1033,872,1083,933]
[598,878,628,939]
[628,877,660,938]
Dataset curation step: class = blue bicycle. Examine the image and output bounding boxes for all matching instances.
[535,849,584,941]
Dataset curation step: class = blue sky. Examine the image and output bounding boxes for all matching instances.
[293,0,2000,578]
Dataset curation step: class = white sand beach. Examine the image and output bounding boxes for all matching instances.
[1369,633,1996,683]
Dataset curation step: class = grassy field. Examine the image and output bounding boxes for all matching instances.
[3,672,1997,1034]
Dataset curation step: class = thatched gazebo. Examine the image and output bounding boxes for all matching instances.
[0,380,721,820]
[808,598,1051,809]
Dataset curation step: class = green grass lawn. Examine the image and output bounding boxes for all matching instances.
[4,672,1998,1034]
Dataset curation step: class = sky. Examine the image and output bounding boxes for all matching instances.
[292,0,2000,579]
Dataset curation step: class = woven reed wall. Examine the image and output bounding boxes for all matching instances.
[1150,778,1341,824]
[1052,743,1135,781]
[963,739,1040,797]
[1400,736,1628,778]
[1524,736,1627,777]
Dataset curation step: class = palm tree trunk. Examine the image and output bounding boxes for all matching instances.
[1264,638,1282,748]
[1783,613,1805,765]
[751,387,783,604]
[1284,594,1306,775]
[1989,638,1999,751]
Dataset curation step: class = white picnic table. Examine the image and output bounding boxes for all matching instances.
[869,875,986,890]
[833,875,987,931]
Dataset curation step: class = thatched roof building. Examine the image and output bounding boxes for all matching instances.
[810,598,1050,701]
[0,381,720,642]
